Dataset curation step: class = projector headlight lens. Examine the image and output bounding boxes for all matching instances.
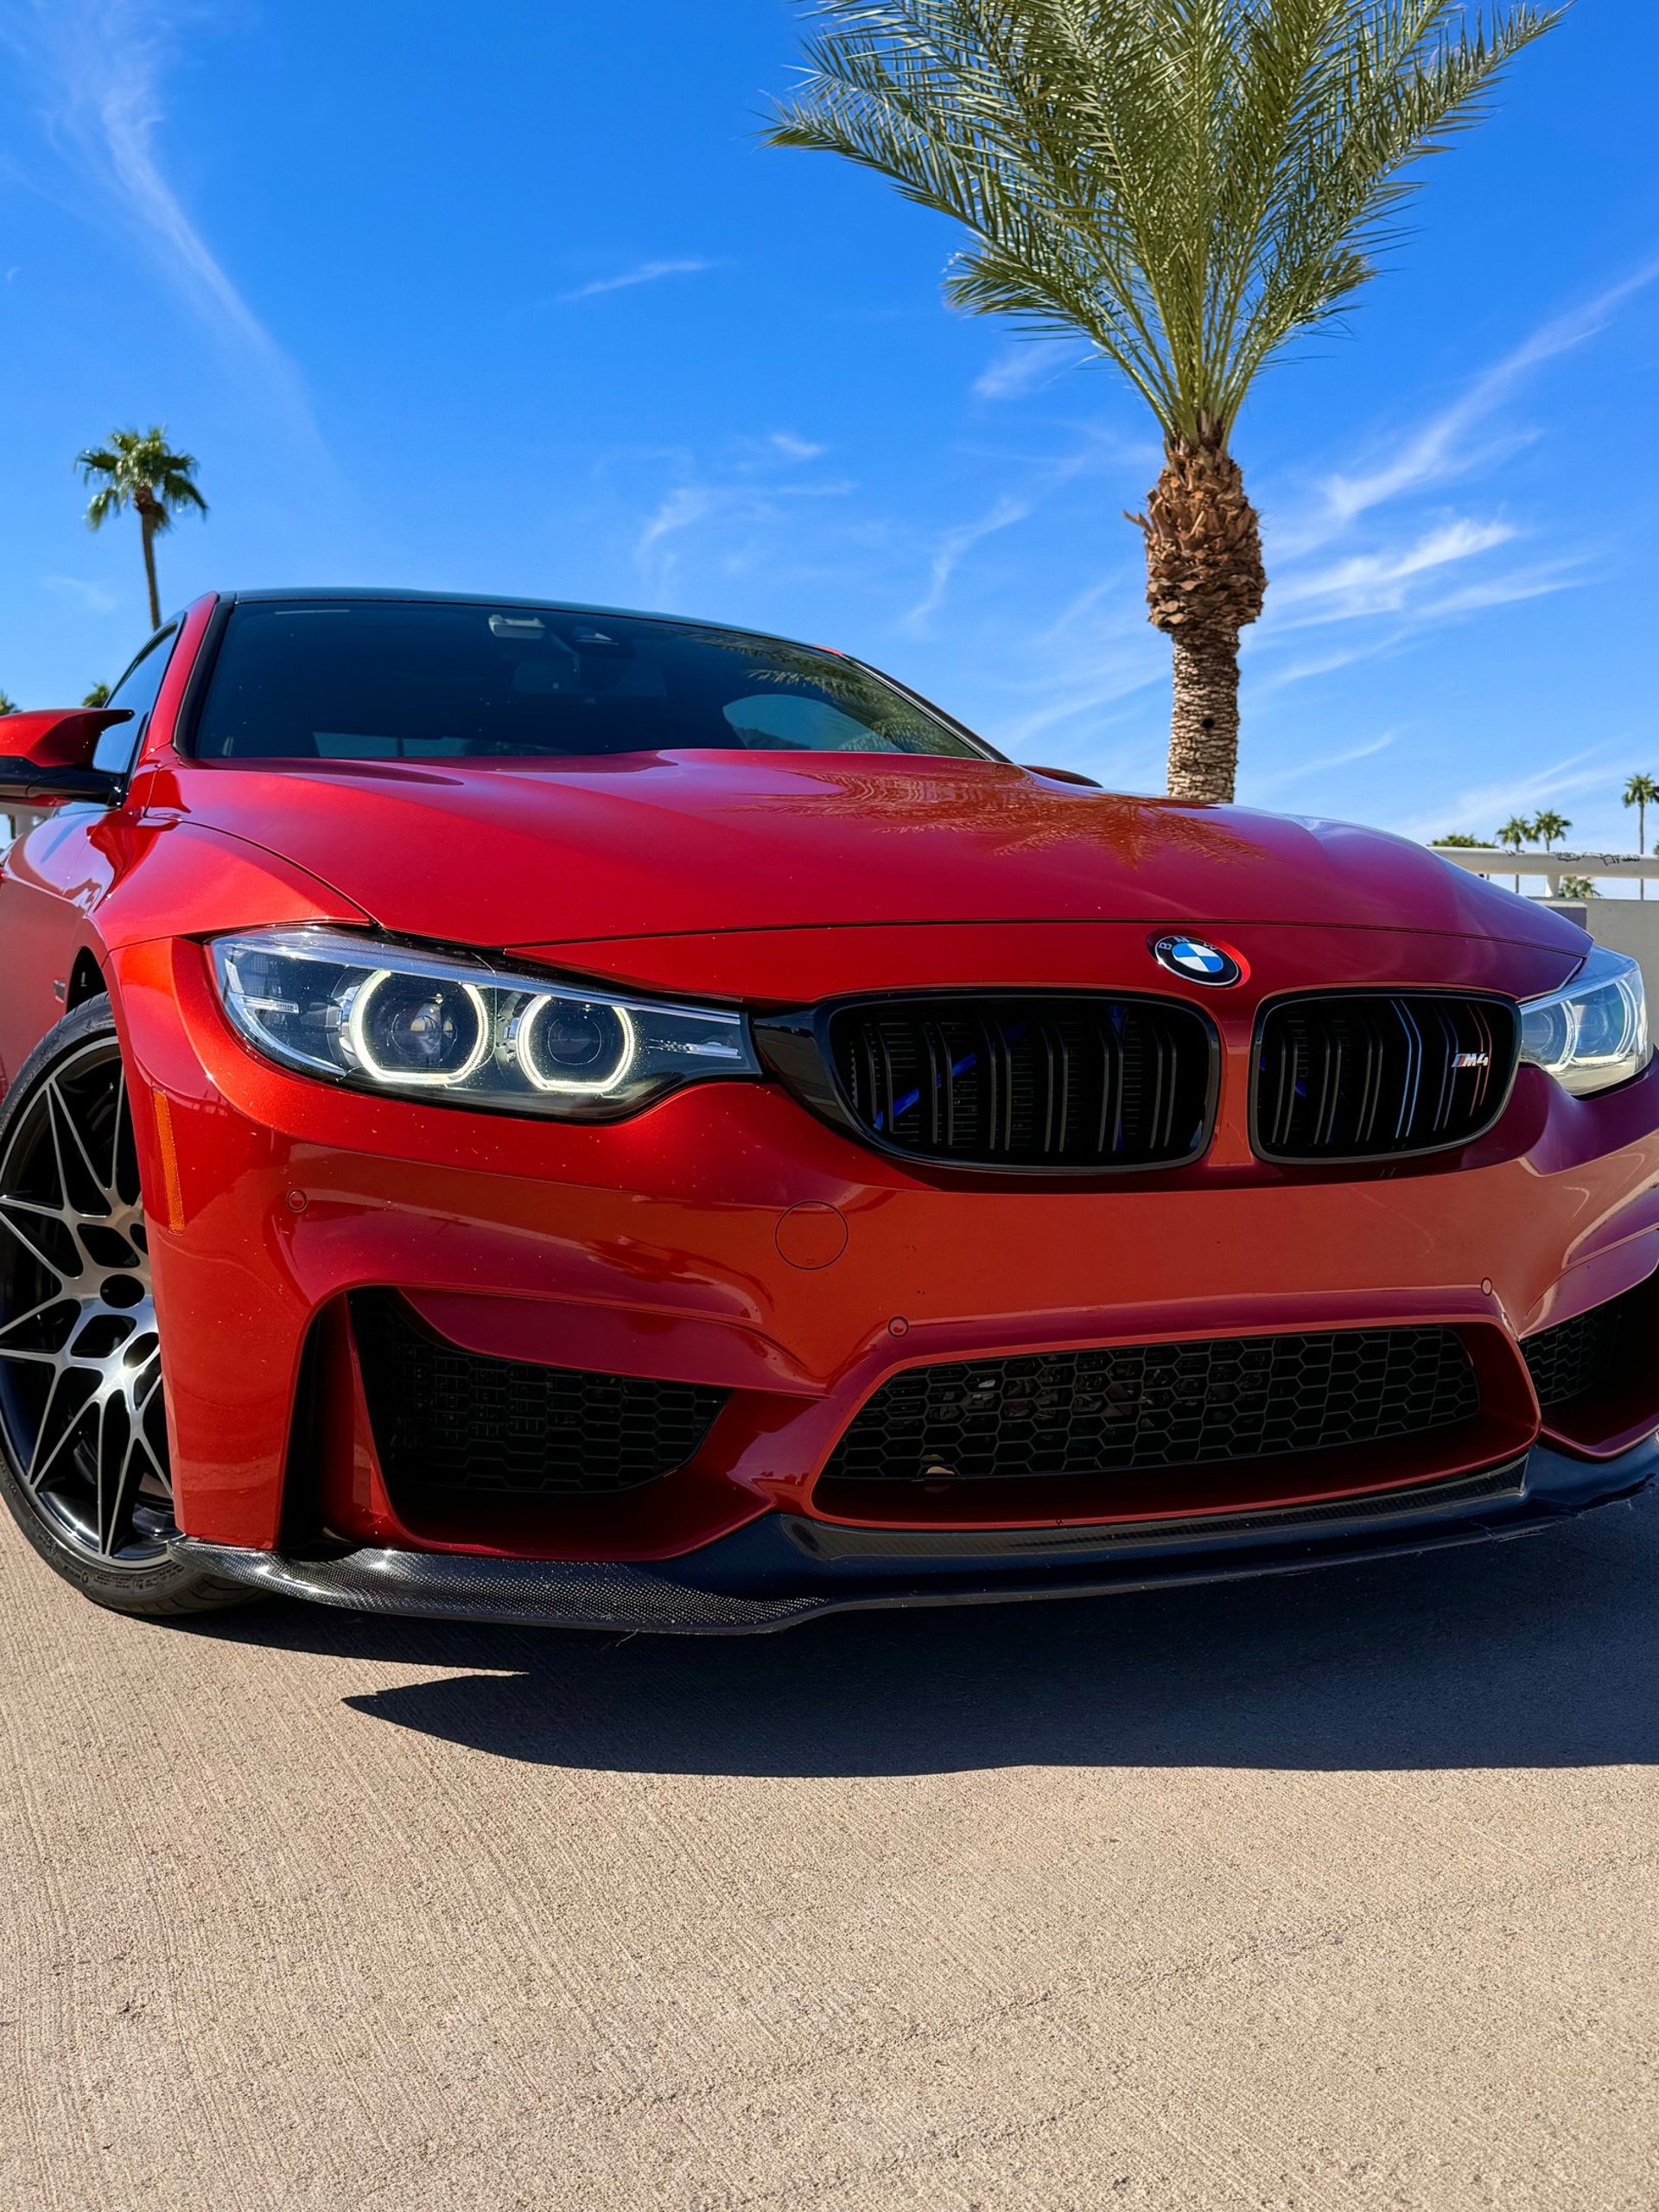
[211,930,759,1118]
[1520,945,1651,1097]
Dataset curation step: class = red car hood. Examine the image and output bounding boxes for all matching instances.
[161,750,1582,956]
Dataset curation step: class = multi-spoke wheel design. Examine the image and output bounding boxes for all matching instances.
[0,1033,174,1565]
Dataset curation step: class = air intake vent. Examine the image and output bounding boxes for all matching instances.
[1522,1285,1643,1410]
[1254,993,1518,1163]
[351,1292,727,1501]
[821,1326,1482,1491]
[819,995,1217,1171]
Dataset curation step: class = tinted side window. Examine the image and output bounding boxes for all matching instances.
[94,626,181,774]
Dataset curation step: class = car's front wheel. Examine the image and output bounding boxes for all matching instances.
[0,1000,256,1616]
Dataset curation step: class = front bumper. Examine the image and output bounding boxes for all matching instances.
[110,927,1659,1575]
[172,1438,1659,1634]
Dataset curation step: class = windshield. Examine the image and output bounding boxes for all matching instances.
[190,600,990,763]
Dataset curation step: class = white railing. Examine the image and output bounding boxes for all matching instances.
[1430,847,1659,894]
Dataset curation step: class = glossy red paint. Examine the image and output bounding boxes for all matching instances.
[3,589,1657,1591]
[146,748,1588,959]
[0,706,131,768]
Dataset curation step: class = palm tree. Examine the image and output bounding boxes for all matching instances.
[767,3,1560,802]
[82,683,111,709]
[0,690,16,716]
[1497,814,1535,895]
[1624,772,1659,900]
[76,427,207,632]
[1533,809,1571,851]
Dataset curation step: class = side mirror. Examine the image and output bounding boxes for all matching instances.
[0,708,133,804]
[1021,763,1103,789]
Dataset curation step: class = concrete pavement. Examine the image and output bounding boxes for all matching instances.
[3,1492,1658,2210]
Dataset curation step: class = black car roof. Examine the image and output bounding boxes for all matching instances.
[221,587,812,647]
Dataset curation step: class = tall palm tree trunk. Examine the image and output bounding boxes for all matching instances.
[1641,800,1647,900]
[1168,628,1247,800]
[138,500,162,631]
[1134,438,1266,804]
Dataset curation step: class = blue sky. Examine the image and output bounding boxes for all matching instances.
[3,0,1657,854]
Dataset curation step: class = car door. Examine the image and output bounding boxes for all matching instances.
[0,624,181,1096]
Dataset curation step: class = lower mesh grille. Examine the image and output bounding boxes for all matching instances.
[1522,1287,1641,1410]
[821,1327,1481,1488]
[351,1292,728,1500]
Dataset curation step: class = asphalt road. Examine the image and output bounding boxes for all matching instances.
[3,1494,1658,2212]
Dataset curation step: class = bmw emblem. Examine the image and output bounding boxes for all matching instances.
[1152,934,1243,988]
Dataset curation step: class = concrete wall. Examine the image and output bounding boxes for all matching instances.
[1539,898,1659,1011]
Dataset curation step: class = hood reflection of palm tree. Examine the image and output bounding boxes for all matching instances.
[702,632,1261,865]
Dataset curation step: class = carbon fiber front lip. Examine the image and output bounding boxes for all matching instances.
[170,1440,1658,1635]
[170,1541,823,1631]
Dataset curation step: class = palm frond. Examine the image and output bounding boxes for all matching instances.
[767,0,1567,442]
[74,424,207,531]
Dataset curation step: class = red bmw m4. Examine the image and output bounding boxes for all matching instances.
[1,588,1656,1633]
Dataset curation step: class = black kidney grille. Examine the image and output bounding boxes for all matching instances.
[1522,1286,1640,1410]
[829,996,1215,1169]
[822,1327,1481,1489]
[351,1292,727,1500]
[1254,994,1519,1162]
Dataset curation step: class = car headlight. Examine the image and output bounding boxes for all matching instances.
[209,930,760,1118]
[1520,945,1651,1097]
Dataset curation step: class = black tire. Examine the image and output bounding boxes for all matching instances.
[0,998,259,1617]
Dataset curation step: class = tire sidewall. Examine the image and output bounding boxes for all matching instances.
[0,998,219,1611]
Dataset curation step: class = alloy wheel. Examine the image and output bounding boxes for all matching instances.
[0,1039,174,1566]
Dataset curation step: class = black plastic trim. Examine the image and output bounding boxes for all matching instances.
[789,1458,1529,1560]
[1248,985,1522,1167]
[0,760,125,805]
[755,988,1224,1179]
[167,595,234,764]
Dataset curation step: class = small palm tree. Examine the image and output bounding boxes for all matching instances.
[1533,809,1571,852]
[82,683,111,709]
[1624,772,1659,901]
[1558,874,1597,900]
[1436,832,1485,848]
[77,428,207,632]
[0,690,16,716]
[767,2,1560,802]
[1497,814,1535,895]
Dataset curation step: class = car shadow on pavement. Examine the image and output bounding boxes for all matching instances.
[198,1488,1659,1778]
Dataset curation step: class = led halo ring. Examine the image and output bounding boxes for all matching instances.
[514,994,638,1095]
[343,969,493,1088]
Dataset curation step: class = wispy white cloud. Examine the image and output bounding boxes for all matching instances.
[1273,518,1517,623]
[42,573,120,614]
[637,484,723,559]
[1254,518,1587,682]
[0,0,318,441]
[1254,632,1408,690]
[766,430,826,462]
[991,651,1163,756]
[902,497,1031,633]
[1389,742,1628,846]
[899,425,1154,639]
[973,341,1086,402]
[562,257,715,302]
[1425,563,1586,620]
[1282,261,1659,551]
[1245,733,1396,800]
[632,469,855,594]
